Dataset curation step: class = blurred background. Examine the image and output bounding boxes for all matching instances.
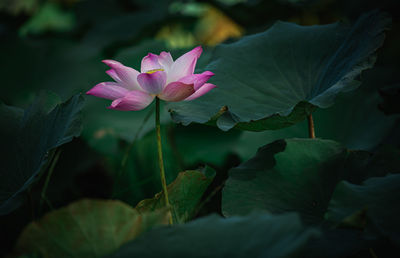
[1,0,399,256]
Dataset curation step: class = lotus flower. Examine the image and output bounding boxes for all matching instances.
[86,46,216,111]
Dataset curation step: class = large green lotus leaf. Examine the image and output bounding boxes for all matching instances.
[222,138,400,224]
[168,11,390,131]
[326,174,400,246]
[235,86,399,159]
[0,93,84,215]
[15,199,170,258]
[107,212,320,258]
[136,168,216,223]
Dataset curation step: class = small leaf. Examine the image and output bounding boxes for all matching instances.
[15,199,170,258]
[136,169,216,223]
[107,212,320,258]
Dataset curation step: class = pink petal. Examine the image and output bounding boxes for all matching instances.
[158,51,173,71]
[86,82,130,100]
[185,83,216,101]
[159,82,195,102]
[137,71,167,94]
[141,53,162,73]
[168,46,203,83]
[179,71,214,90]
[108,90,154,111]
[106,69,122,83]
[102,60,141,90]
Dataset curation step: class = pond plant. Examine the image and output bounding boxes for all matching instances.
[0,2,399,258]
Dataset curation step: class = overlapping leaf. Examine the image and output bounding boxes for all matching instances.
[326,174,400,246]
[168,11,390,131]
[107,212,320,258]
[222,138,400,224]
[0,93,84,215]
[15,199,170,258]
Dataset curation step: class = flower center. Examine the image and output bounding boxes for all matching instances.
[146,68,164,74]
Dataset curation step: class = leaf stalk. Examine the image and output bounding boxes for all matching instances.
[307,114,316,139]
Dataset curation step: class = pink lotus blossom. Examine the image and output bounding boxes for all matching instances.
[86,46,216,111]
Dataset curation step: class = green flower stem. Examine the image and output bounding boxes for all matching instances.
[155,97,173,225]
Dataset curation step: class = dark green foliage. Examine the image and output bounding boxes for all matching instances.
[107,212,320,258]
[0,93,84,215]
[15,199,170,258]
[168,11,390,131]
[236,86,399,155]
[222,139,400,224]
[1,1,400,257]
[326,174,400,246]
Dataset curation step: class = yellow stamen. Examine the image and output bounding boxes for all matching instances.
[146,68,164,74]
